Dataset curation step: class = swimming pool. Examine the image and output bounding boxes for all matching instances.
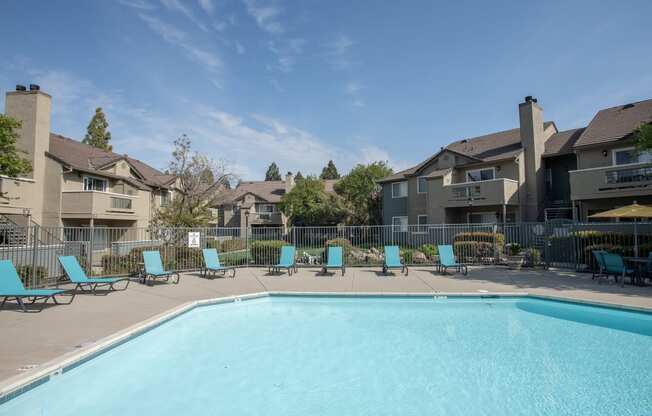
[2,295,651,415]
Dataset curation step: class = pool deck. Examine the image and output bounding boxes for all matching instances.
[1,265,651,385]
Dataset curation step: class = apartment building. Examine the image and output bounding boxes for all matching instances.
[214,173,338,231]
[0,86,175,232]
[379,96,652,225]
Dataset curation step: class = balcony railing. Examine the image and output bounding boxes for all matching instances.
[111,197,133,210]
[442,178,519,207]
[570,162,652,200]
[61,191,137,219]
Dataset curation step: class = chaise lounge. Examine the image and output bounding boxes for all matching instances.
[0,260,73,312]
[437,245,468,275]
[58,255,130,294]
[143,251,181,285]
[269,245,297,276]
[201,248,236,278]
[320,246,345,276]
[382,245,408,275]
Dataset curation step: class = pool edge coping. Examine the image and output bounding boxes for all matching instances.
[2,290,651,404]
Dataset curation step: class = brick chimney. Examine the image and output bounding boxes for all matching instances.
[285,171,295,194]
[519,96,545,221]
[5,85,51,181]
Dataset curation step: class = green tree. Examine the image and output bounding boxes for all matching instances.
[320,160,340,179]
[279,176,346,225]
[82,107,112,151]
[294,171,304,181]
[334,161,393,225]
[265,162,282,181]
[151,135,232,227]
[0,114,32,178]
[634,123,652,152]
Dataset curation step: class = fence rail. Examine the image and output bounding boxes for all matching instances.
[1,222,651,288]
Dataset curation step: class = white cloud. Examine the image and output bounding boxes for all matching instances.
[323,34,357,70]
[139,14,222,71]
[235,41,246,54]
[197,0,214,14]
[345,81,365,108]
[267,38,306,73]
[160,0,209,32]
[328,35,353,55]
[242,0,284,34]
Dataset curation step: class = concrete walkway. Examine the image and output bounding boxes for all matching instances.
[1,266,651,383]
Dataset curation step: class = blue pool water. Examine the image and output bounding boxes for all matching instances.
[2,295,652,416]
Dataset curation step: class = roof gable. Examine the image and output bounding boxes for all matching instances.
[574,98,652,148]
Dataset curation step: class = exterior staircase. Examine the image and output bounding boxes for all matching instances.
[0,214,29,246]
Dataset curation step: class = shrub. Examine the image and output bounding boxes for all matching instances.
[524,248,541,267]
[453,241,495,262]
[508,243,522,256]
[453,232,505,248]
[420,244,438,259]
[251,240,286,265]
[400,247,415,264]
[16,265,48,287]
[220,239,246,252]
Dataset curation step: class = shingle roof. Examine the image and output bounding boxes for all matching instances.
[574,99,652,148]
[543,128,584,157]
[376,166,418,183]
[47,134,172,190]
[216,178,340,204]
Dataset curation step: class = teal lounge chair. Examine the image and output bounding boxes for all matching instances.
[201,249,236,278]
[382,245,408,275]
[437,245,468,275]
[320,246,345,276]
[591,250,607,280]
[0,260,73,312]
[602,252,634,286]
[58,256,130,294]
[143,251,180,285]
[269,245,296,276]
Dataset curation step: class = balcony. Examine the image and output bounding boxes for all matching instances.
[0,176,37,214]
[570,162,652,201]
[61,191,138,220]
[442,178,519,207]
[249,212,283,225]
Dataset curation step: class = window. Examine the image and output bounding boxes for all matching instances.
[111,197,132,210]
[417,177,427,193]
[466,168,495,182]
[391,181,408,198]
[613,147,652,166]
[83,176,107,192]
[392,216,408,232]
[258,204,275,213]
[418,215,428,225]
[160,191,170,207]
[468,212,497,224]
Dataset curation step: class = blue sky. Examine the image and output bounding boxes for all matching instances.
[1,0,652,179]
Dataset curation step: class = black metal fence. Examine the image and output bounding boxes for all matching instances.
[1,221,651,288]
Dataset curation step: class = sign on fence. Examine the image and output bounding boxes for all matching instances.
[188,232,201,248]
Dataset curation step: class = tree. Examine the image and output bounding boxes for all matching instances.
[334,161,393,225]
[279,176,346,225]
[82,107,112,151]
[320,160,340,179]
[0,114,31,178]
[294,171,304,181]
[265,162,282,181]
[151,135,232,227]
[634,123,652,152]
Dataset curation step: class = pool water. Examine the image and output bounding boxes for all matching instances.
[2,296,652,416]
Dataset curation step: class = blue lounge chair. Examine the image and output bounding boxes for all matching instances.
[382,245,408,275]
[269,245,296,276]
[201,249,236,278]
[58,256,130,294]
[602,252,634,286]
[437,245,468,275]
[143,251,180,285]
[591,250,607,280]
[320,246,345,276]
[0,260,73,312]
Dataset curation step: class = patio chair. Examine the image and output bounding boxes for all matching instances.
[602,252,634,286]
[143,251,180,285]
[269,245,297,276]
[591,250,608,280]
[382,245,408,275]
[201,249,236,278]
[0,260,73,312]
[320,246,345,276]
[437,245,468,275]
[58,256,130,294]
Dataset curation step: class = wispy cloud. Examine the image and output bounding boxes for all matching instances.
[160,0,209,32]
[197,0,214,15]
[345,81,365,108]
[234,41,246,55]
[267,38,305,73]
[242,0,284,34]
[323,34,357,70]
[139,14,222,71]
[119,0,157,10]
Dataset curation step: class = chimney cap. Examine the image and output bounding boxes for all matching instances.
[16,84,27,91]
[29,84,40,91]
[524,96,538,103]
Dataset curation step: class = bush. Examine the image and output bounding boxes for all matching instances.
[524,248,541,267]
[220,239,246,252]
[453,232,505,262]
[400,247,415,264]
[16,265,48,287]
[453,232,505,248]
[251,240,286,265]
[508,243,522,256]
[420,244,438,259]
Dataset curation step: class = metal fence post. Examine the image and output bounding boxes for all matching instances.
[30,224,39,289]
[88,222,95,274]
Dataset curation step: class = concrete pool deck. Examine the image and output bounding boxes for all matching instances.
[1,265,651,384]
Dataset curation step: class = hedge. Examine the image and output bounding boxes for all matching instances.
[452,232,504,261]
[250,240,286,265]
[549,231,652,269]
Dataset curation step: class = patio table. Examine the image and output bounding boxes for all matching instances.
[623,257,649,287]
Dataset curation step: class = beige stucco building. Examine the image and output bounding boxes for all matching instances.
[0,86,175,235]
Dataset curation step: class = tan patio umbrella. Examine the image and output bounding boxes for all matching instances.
[589,202,652,256]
